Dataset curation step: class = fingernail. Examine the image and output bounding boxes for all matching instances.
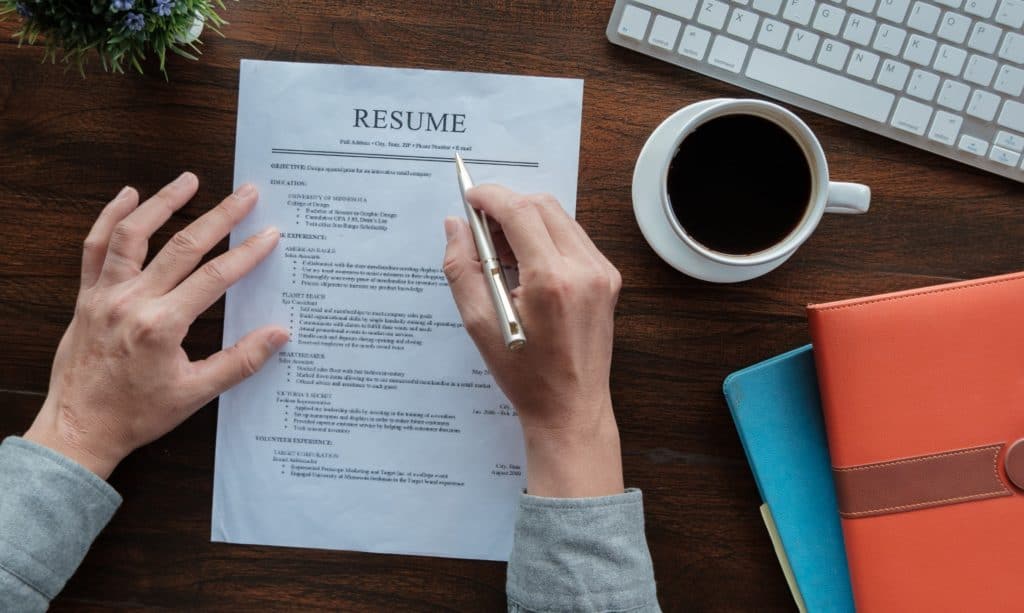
[444,217,459,242]
[116,185,132,199]
[173,171,195,186]
[258,226,279,238]
[234,183,255,198]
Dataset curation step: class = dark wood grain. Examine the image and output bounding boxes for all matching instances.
[1,1,1022,610]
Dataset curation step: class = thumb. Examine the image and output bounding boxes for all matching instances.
[189,325,290,405]
[442,217,500,345]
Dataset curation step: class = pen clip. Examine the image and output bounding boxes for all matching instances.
[485,258,526,350]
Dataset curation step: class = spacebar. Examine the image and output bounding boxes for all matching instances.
[745,49,895,123]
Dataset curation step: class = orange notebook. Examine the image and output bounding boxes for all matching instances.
[807,272,1024,612]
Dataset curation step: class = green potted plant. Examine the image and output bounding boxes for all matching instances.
[0,0,230,75]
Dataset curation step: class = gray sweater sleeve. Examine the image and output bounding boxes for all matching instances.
[0,436,121,612]
[507,488,660,612]
[0,435,657,611]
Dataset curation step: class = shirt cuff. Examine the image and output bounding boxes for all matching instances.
[0,436,121,600]
[507,488,659,612]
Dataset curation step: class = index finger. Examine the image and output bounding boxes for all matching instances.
[465,184,558,265]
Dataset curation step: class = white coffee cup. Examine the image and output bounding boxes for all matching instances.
[632,99,870,283]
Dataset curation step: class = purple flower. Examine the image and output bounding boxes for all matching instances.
[111,0,134,11]
[16,2,32,17]
[123,12,145,32]
[153,0,174,16]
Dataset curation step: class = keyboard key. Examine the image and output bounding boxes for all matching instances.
[998,100,1024,132]
[708,35,750,72]
[937,12,971,43]
[937,79,971,109]
[788,28,822,59]
[964,0,997,15]
[843,15,877,45]
[698,0,730,29]
[873,24,908,55]
[754,0,784,13]
[904,34,938,64]
[967,89,1001,120]
[958,133,989,154]
[995,0,1024,26]
[995,65,1024,96]
[963,54,997,85]
[783,0,817,24]
[758,18,791,48]
[728,9,761,39]
[967,23,1002,54]
[680,25,714,59]
[908,68,942,98]
[933,44,967,75]
[878,58,912,87]
[999,32,1024,64]
[848,49,882,78]
[636,0,699,18]
[908,2,943,31]
[848,0,878,11]
[891,97,934,133]
[818,39,852,68]
[935,0,962,7]
[618,5,652,40]
[814,4,847,34]
[995,130,1024,151]
[746,48,896,120]
[878,0,912,21]
[989,145,1021,166]
[928,110,963,143]
[650,15,683,49]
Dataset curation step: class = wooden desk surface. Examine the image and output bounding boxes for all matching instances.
[1,1,1022,610]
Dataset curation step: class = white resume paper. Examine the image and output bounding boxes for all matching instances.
[211,60,583,561]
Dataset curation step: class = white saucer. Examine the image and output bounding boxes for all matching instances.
[631,101,793,283]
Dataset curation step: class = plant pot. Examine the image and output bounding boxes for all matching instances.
[176,12,205,44]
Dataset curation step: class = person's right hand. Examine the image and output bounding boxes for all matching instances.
[24,173,288,479]
[443,185,624,498]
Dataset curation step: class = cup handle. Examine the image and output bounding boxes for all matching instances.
[825,182,871,214]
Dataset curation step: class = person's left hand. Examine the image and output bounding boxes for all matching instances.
[24,173,288,479]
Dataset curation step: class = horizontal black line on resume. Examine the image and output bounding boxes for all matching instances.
[270,149,539,168]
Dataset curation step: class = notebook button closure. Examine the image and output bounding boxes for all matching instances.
[1005,439,1024,491]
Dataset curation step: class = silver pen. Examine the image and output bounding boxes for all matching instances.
[454,153,527,351]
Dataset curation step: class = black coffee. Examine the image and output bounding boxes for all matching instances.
[667,114,812,255]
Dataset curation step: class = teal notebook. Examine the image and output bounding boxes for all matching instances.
[723,346,855,613]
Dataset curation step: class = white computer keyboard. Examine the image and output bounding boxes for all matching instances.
[607,0,1024,183]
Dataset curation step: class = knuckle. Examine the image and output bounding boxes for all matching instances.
[608,265,623,295]
[230,345,261,379]
[240,233,264,250]
[170,228,202,254]
[507,196,535,216]
[442,255,464,284]
[530,193,561,209]
[110,221,137,247]
[536,270,572,300]
[105,293,133,323]
[74,292,102,319]
[200,259,228,286]
[152,192,179,216]
[212,200,240,228]
[130,309,165,342]
[585,269,608,293]
[82,235,104,254]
